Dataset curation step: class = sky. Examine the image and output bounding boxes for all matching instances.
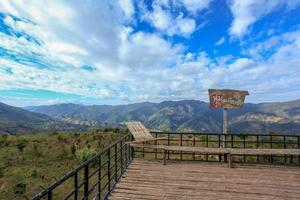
[0,0,300,107]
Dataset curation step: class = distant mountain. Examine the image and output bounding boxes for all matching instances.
[28,99,300,134]
[0,102,86,134]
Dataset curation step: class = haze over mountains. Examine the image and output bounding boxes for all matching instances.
[0,99,299,134]
[25,99,300,135]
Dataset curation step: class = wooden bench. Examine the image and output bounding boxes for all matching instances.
[227,148,300,168]
[132,144,300,167]
[131,144,230,165]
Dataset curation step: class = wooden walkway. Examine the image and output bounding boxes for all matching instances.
[109,159,300,200]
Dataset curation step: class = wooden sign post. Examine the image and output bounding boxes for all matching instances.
[208,89,249,147]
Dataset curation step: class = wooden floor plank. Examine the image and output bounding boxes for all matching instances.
[109,159,300,200]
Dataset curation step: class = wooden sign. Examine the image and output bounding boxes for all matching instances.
[208,89,249,109]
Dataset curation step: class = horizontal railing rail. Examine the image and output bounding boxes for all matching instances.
[31,133,133,200]
[132,131,300,165]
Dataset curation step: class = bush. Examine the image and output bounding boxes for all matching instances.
[30,169,37,178]
[33,143,42,157]
[16,140,27,153]
[75,147,97,162]
[57,135,63,141]
[0,135,9,148]
[13,182,26,195]
[71,144,76,155]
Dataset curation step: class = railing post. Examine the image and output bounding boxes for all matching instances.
[74,171,78,200]
[130,134,134,161]
[180,133,183,160]
[205,134,208,161]
[284,136,287,163]
[270,135,273,163]
[98,155,101,200]
[193,133,196,161]
[120,140,123,174]
[48,191,52,200]
[155,132,158,159]
[243,135,246,163]
[114,144,118,184]
[256,135,259,163]
[107,149,111,193]
[84,163,89,199]
[298,136,300,165]
[167,133,170,160]
[218,134,221,162]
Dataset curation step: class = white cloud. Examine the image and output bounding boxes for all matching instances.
[229,0,300,37]
[177,17,196,36]
[118,0,135,19]
[182,0,212,14]
[141,2,197,37]
[215,37,225,46]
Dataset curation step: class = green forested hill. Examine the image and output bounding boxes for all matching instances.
[28,99,300,134]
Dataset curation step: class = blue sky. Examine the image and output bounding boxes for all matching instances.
[0,0,300,107]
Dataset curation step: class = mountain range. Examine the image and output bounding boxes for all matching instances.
[0,102,87,134]
[24,99,300,135]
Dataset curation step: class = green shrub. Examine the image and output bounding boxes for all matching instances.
[75,147,97,162]
[16,140,27,153]
[0,135,9,148]
[71,144,76,155]
[13,182,26,195]
[57,134,63,141]
[33,143,42,157]
[30,169,37,178]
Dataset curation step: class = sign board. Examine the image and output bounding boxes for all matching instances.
[208,89,249,109]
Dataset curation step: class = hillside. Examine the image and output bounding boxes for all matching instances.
[0,102,86,134]
[28,99,300,134]
[0,130,121,200]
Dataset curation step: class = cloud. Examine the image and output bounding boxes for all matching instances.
[215,37,225,46]
[228,0,300,37]
[139,1,201,37]
[182,0,212,14]
[0,0,300,105]
[118,0,135,19]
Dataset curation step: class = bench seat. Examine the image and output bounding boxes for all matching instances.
[131,144,300,167]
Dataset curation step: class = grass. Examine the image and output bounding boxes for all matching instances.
[0,129,123,200]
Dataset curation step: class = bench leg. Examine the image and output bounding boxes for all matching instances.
[163,150,167,165]
[224,154,228,163]
[228,154,233,168]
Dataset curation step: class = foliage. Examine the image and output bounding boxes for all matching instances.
[71,144,76,155]
[30,169,37,178]
[16,140,27,152]
[13,183,27,195]
[75,147,97,162]
[32,143,42,157]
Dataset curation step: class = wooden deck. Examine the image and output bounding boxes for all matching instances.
[109,159,300,200]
